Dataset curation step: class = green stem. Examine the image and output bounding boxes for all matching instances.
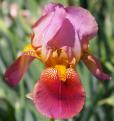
[67,0,75,5]
[20,80,25,106]
[50,118,55,121]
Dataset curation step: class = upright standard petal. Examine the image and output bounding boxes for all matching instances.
[82,52,111,81]
[32,68,85,119]
[66,7,98,43]
[32,5,66,48]
[42,3,63,15]
[32,13,54,48]
[47,18,79,62]
[47,18,75,48]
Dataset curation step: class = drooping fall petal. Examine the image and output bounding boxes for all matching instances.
[32,68,85,119]
[4,54,35,87]
[4,44,38,87]
[82,52,111,81]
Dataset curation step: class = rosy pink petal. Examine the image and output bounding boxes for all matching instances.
[82,52,112,80]
[32,5,66,48]
[48,18,75,48]
[4,55,34,87]
[66,7,98,43]
[72,31,81,63]
[42,3,63,15]
[47,18,81,62]
[32,14,54,48]
[32,68,85,119]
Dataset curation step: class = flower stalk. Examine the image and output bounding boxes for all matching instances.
[50,118,55,121]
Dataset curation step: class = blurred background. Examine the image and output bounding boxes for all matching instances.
[0,0,114,121]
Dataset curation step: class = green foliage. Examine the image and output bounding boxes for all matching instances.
[0,0,114,121]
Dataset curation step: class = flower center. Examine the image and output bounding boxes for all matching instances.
[55,65,67,82]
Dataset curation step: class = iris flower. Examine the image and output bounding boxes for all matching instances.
[4,3,111,120]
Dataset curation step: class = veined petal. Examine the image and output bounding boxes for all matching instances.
[43,3,63,15]
[32,13,54,47]
[66,7,98,43]
[82,52,112,81]
[32,5,66,48]
[41,5,66,45]
[4,54,34,87]
[47,18,81,62]
[4,45,37,87]
[72,31,81,63]
[32,68,85,119]
[48,19,75,48]
[47,18,81,63]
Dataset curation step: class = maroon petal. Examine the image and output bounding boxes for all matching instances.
[82,52,111,80]
[4,54,34,87]
[32,68,85,119]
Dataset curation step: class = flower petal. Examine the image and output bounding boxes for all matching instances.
[32,68,85,119]
[72,31,81,63]
[42,3,63,15]
[4,54,34,87]
[48,18,75,48]
[82,52,111,80]
[47,18,81,63]
[32,5,66,48]
[32,13,54,48]
[66,7,98,43]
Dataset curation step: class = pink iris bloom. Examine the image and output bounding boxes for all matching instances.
[4,3,111,120]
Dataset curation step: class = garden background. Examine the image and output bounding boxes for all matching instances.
[0,0,114,121]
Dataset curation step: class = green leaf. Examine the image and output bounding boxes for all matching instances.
[98,95,114,106]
